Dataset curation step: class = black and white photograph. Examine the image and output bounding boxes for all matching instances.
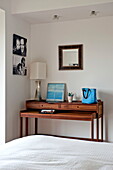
[13,55,27,76]
[13,34,27,56]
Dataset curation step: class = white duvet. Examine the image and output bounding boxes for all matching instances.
[0,135,113,170]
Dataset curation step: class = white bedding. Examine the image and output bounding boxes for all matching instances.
[0,135,113,170]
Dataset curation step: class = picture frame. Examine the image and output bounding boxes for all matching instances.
[13,34,27,56]
[46,83,65,102]
[59,44,83,70]
[13,55,27,76]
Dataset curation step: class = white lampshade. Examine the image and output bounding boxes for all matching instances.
[30,62,46,80]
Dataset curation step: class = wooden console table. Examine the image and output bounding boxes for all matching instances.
[20,100,103,141]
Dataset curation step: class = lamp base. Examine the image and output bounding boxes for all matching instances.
[35,80,41,101]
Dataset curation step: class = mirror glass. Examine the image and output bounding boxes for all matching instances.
[63,49,79,66]
[59,44,83,70]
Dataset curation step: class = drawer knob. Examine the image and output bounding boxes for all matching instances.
[77,106,79,108]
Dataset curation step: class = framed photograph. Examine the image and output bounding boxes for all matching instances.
[46,83,65,102]
[13,55,27,76]
[13,34,27,56]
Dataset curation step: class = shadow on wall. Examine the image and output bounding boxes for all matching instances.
[98,91,113,142]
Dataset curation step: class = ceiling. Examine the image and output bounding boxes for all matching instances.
[14,2,113,24]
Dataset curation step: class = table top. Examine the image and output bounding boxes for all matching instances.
[26,99,102,105]
[20,110,96,121]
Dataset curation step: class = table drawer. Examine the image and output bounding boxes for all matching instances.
[60,104,97,111]
[26,102,59,109]
[41,104,58,109]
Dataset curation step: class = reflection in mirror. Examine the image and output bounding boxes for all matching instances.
[63,49,79,66]
[59,44,83,70]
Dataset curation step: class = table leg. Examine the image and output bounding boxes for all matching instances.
[96,115,99,141]
[35,118,38,134]
[91,117,94,140]
[101,115,103,141]
[20,117,23,138]
[26,118,28,136]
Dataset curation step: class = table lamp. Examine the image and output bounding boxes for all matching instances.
[30,62,46,101]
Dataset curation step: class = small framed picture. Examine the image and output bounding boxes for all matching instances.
[46,83,65,102]
[13,34,27,56]
[13,55,27,76]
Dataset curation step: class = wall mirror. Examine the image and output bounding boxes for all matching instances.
[59,44,83,70]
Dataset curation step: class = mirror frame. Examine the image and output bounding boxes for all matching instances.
[59,44,83,70]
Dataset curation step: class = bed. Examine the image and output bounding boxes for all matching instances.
[0,135,113,170]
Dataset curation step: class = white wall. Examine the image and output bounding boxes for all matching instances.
[0,8,5,144]
[31,16,113,142]
[11,0,113,14]
[0,0,31,142]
